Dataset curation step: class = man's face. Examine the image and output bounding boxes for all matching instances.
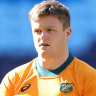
[31,16,71,58]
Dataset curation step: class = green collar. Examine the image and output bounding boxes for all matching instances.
[35,53,74,77]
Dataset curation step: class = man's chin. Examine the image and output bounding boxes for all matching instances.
[38,51,52,58]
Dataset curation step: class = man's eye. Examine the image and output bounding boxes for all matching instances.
[35,30,41,33]
[47,29,55,32]
[47,29,52,31]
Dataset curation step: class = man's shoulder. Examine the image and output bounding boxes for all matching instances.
[0,59,36,95]
[74,57,95,69]
[2,59,35,83]
[13,61,32,74]
[72,57,96,76]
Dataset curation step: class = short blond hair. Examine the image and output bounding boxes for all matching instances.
[29,0,70,30]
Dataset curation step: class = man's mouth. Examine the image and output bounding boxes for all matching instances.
[39,43,50,47]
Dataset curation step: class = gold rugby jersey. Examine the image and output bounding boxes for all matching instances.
[0,53,96,96]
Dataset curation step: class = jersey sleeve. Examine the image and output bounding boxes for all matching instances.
[0,70,16,96]
[0,61,33,96]
[83,65,96,96]
[77,59,96,96]
[73,58,96,96]
[0,65,26,96]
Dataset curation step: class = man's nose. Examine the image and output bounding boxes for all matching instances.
[40,30,49,40]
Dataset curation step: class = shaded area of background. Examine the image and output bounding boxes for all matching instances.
[0,0,96,82]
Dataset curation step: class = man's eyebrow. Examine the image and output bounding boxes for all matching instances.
[46,26,57,28]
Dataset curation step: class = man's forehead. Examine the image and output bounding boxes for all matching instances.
[32,24,57,30]
[31,20,57,28]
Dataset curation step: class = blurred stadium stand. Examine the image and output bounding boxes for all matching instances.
[0,0,96,82]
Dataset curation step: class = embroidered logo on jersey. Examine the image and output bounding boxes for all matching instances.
[60,83,73,93]
[21,83,31,92]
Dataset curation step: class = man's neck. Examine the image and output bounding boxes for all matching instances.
[38,52,69,70]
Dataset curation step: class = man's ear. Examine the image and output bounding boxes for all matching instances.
[65,27,72,39]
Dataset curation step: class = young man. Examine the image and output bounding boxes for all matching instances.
[0,0,96,96]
